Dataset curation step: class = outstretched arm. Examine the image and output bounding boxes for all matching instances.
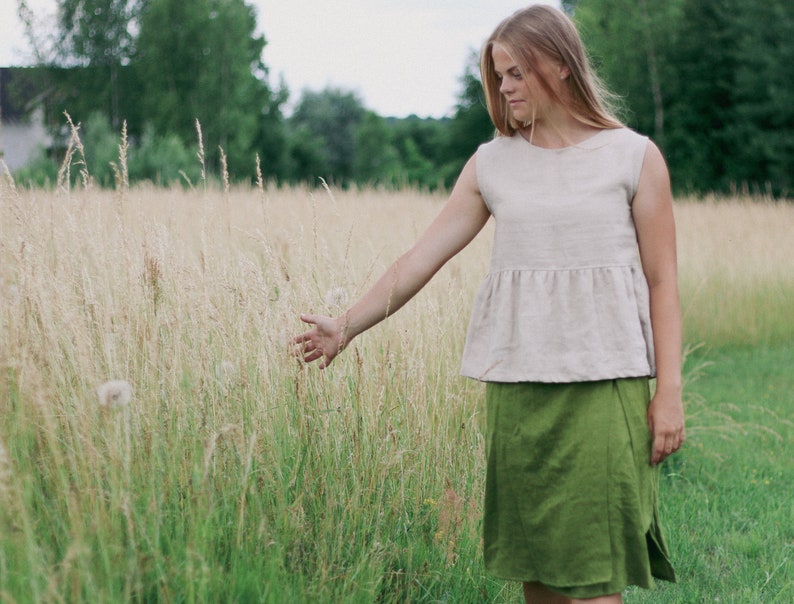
[633,140,686,466]
[294,155,490,368]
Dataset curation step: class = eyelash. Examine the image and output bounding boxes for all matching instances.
[496,71,522,81]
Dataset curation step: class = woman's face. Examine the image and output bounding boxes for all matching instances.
[491,42,562,124]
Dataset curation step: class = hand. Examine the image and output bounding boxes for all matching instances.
[292,314,348,369]
[647,390,686,466]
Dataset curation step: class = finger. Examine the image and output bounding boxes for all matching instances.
[303,350,324,363]
[651,435,665,465]
[292,331,313,344]
[300,313,320,326]
[318,353,336,370]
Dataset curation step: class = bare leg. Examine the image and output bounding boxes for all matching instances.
[522,582,623,604]
[522,582,568,604]
[571,595,622,604]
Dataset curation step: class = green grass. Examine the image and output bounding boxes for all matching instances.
[630,344,794,604]
[4,343,789,603]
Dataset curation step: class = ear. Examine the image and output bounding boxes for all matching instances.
[558,63,571,80]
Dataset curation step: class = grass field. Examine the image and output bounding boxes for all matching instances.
[0,176,792,603]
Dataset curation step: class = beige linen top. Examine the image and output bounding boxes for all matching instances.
[460,127,656,383]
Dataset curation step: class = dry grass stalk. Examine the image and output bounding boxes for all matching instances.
[60,112,91,190]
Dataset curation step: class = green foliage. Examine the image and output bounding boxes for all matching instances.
[135,0,273,176]
[81,111,123,186]
[283,123,332,186]
[8,149,60,188]
[664,0,740,193]
[575,0,681,139]
[723,0,794,196]
[19,0,792,193]
[128,124,202,186]
[54,0,143,129]
[58,0,139,64]
[575,0,794,197]
[440,51,494,187]
[11,115,202,188]
[353,112,401,186]
[386,116,450,190]
[287,88,367,185]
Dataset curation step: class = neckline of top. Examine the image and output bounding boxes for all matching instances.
[516,127,616,150]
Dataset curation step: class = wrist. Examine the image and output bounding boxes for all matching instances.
[337,313,356,346]
[653,379,682,397]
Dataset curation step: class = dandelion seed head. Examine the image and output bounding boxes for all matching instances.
[324,287,348,308]
[97,380,133,408]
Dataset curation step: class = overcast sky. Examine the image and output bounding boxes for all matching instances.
[0,0,560,118]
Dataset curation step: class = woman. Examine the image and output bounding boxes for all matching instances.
[293,5,684,603]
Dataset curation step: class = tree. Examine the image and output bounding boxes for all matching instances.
[665,0,741,192]
[136,0,278,177]
[574,0,681,144]
[48,0,144,131]
[576,0,793,196]
[724,0,794,195]
[286,88,366,185]
[353,112,401,185]
[57,0,138,66]
[389,116,449,189]
[441,51,494,187]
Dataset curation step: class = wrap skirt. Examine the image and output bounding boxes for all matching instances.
[484,378,676,598]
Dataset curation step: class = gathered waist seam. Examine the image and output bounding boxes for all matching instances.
[486,263,642,274]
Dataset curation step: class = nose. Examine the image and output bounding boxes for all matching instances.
[499,77,513,96]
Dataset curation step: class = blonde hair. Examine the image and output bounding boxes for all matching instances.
[480,4,623,136]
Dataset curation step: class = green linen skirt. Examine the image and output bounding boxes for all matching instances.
[484,378,676,598]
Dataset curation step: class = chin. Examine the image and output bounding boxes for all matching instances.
[509,108,531,123]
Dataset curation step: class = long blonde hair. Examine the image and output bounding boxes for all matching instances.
[480,5,623,136]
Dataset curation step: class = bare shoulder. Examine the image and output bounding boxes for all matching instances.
[639,140,671,189]
[634,140,672,214]
[455,154,481,193]
[445,154,488,218]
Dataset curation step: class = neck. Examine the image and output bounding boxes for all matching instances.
[520,114,603,149]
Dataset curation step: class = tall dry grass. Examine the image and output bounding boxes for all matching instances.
[0,164,792,600]
[0,176,495,601]
[675,196,794,347]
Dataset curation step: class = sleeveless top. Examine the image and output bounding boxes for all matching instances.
[460,128,656,383]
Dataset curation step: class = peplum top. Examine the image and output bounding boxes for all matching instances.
[460,128,656,383]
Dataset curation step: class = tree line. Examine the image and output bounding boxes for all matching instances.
[12,0,793,197]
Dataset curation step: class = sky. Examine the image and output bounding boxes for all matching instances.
[0,0,560,118]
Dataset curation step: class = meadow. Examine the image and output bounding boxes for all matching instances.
[0,168,792,602]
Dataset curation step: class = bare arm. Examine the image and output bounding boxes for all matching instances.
[294,155,490,368]
[633,140,686,465]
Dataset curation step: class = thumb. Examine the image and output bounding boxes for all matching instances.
[300,313,319,326]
